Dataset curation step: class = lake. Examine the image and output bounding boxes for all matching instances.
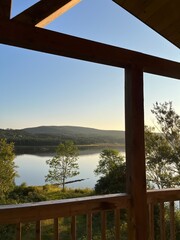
[15,153,99,189]
[15,148,125,189]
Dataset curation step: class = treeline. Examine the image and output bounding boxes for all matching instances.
[0,126,125,148]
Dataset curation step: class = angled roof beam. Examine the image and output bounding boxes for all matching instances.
[0,20,179,79]
[12,0,81,28]
[0,0,12,20]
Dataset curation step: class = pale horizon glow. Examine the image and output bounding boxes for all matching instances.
[1,0,179,131]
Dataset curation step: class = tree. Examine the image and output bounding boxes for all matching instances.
[0,139,17,200]
[145,102,180,189]
[45,141,79,191]
[94,149,126,194]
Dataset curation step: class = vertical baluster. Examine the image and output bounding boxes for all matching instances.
[36,220,41,240]
[170,201,175,240]
[54,218,59,240]
[87,213,92,240]
[148,203,154,240]
[71,216,76,240]
[160,202,166,240]
[101,211,106,240]
[115,209,120,240]
[16,222,22,240]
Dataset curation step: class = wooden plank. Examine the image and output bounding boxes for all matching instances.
[115,209,120,240]
[16,222,22,240]
[144,1,180,33]
[54,218,59,240]
[159,203,166,240]
[148,204,154,240]
[0,0,12,19]
[0,194,130,224]
[12,0,80,27]
[0,20,179,80]
[125,65,147,240]
[101,211,106,240]
[113,0,180,49]
[36,221,41,240]
[71,216,76,240]
[170,202,175,240]
[113,0,170,22]
[87,213,92,240]
[147,188,180,204]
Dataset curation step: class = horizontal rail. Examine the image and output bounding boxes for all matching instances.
[147,188,180,204]
[0,193,130,224]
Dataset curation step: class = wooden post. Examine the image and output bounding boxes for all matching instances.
[0,0,12,19]
[125,65,147,239]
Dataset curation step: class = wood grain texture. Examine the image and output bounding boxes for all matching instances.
[125,65,147,240]
[147,188,180,204]
[0,194,130,224]
[12,0,80,27]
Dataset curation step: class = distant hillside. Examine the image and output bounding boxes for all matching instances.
[0,126,125,147]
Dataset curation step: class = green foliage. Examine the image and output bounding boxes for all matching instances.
[45,141,79,190]
[94,149,124,176]
[0,224,16,240]
[145,127,179,188]
[94,149,126,194]
[0,139,17,200]
[8,184,47,203]
[0,126,125,150]
[145,101,180,189]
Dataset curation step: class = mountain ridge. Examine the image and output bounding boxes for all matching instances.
[0,126,125,147]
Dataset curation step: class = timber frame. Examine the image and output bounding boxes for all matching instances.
[0,1,179,239]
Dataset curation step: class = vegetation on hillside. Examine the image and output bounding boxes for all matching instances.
[0,126,125,150]
[1,101,180,239]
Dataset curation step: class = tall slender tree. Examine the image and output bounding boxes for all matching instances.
[45,141,79,191]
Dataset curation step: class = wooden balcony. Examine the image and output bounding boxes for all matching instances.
[0,1,180,239]
[0,188,179,239]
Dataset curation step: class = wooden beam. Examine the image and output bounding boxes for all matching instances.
[12,0,81,27]
[0,20,179,79]
[125,65,147,240]
[0,0,12,19]
[113,0,180,49]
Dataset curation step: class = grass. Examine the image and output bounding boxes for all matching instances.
[35,184,95,200]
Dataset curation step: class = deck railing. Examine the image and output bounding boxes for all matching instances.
[147,188,180,240]
[0,193,130,240]
[0,189,179,240]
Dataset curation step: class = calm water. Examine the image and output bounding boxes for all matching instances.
[15,152,101,189]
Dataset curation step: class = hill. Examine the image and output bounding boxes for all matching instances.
[0,126,125,147]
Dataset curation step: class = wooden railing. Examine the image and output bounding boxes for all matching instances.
[0,189,179,239]
[147,188,180,240]
[0,193,130,240]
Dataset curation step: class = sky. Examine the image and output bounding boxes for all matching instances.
[0,0,180,130]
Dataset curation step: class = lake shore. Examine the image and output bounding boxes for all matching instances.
[15,143,125,155]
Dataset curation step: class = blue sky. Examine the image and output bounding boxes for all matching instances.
[0,0,179,130]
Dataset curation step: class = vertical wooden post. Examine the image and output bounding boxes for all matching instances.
[125,65,147,240]
[36,221,41,240]
[16,222,22,240]
[87,213,92,240]
[0,0,12,19]
[54,218,59,240]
